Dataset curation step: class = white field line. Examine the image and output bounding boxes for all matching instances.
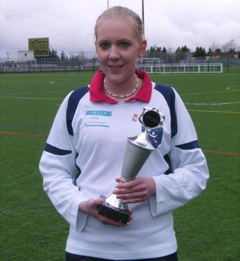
[0,96,61,100]
[185,101,240,106]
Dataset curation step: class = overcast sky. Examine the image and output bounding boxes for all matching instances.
[0,0,239,58]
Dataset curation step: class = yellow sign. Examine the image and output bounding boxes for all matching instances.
[28,37,49,57]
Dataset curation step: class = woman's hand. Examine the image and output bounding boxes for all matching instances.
[113,177,156,204]
[79,198,132,227]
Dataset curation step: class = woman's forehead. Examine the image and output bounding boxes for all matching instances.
[96,17,134,30]
[96,18,136,38]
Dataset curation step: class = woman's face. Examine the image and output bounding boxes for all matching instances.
[95,17,146,85]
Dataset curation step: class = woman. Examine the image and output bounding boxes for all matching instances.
[39,6,209,261]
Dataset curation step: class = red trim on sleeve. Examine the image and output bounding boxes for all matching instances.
[90,70,152,104]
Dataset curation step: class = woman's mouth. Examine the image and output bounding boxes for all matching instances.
[108,65,123,69]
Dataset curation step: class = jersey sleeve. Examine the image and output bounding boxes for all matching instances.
[150,88,209,216]
[39,92,89,231]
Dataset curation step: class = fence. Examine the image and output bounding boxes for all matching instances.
[0,52,239,73]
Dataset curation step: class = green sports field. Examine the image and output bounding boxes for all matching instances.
[0,70,239,260]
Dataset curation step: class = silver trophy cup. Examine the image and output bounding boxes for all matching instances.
[98,107,165,224]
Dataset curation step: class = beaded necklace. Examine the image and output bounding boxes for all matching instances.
[103,75,139,98]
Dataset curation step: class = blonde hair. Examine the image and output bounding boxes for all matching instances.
[95,6,145,44]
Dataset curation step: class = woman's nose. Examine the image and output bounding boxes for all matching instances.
[109,46,120,60]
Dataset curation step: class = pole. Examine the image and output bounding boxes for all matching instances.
[142,0,145,35]
[107,0,109,9]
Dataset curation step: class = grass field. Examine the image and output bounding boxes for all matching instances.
[0,70,239,261]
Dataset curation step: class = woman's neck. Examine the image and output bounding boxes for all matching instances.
[103,75,142,102]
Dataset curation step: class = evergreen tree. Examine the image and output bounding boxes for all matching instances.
[193,47,206,57]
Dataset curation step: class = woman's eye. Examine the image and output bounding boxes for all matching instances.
[99,43,109,49]
[120,42,130,48]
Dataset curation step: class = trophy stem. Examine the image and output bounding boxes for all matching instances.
[105,193,129,211]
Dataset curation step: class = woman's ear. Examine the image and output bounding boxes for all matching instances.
[138,40,147,58]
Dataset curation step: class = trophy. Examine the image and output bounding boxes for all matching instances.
[98,107,165,224]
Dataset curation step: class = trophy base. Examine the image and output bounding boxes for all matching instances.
[98,196,130,224]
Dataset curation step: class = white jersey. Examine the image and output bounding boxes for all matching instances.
[39,70,209,260]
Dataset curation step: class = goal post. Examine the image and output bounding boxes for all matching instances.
[136,58,223,73]
[136,58,161,73]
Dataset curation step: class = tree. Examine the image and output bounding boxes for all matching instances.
[215,48,222,56]
[69,54,79,61]
[49,49,59,59]
[207,48,213,56]
[221,39,237,53]
[221,39,238,57]
[193,47,206,57]
[162,47,167,53]
[175,46,190,61]
[145,46,158,58]
[175,46,190,53]
[209,42,220,55]
[60,50,68,61]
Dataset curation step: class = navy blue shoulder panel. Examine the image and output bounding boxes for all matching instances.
[154,83,177,138]
[66,86,89,136]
